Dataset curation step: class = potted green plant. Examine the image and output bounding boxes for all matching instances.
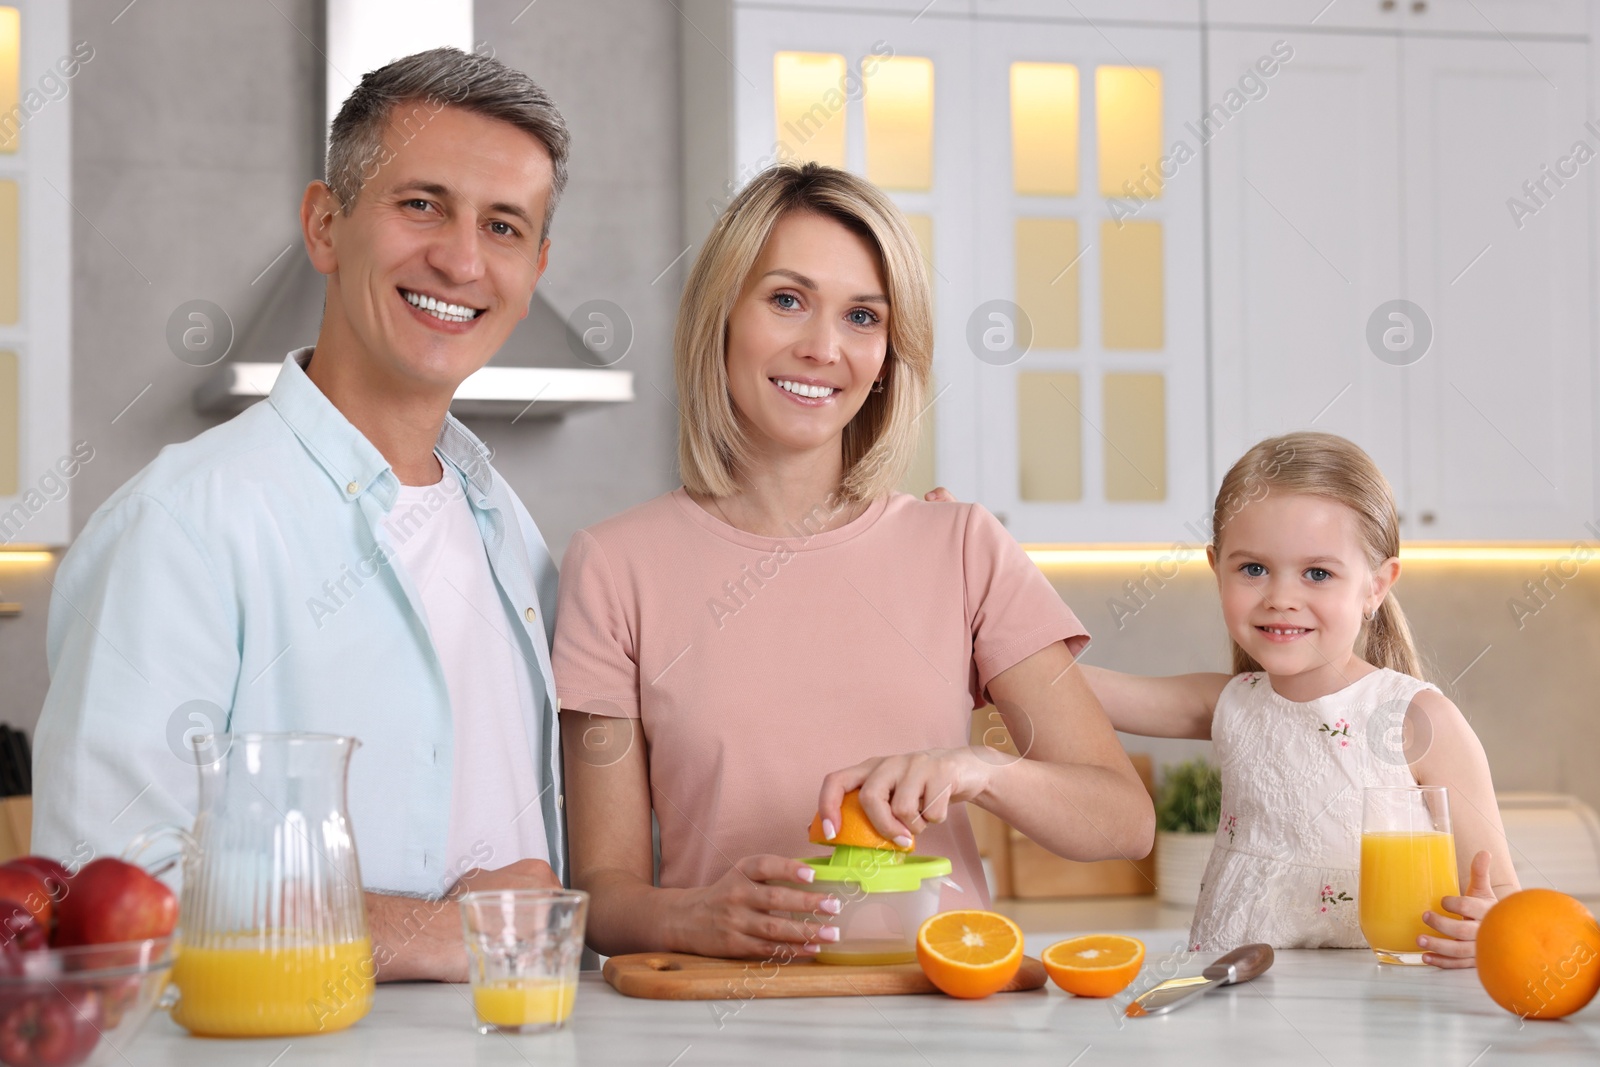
[1155,758,1222,908]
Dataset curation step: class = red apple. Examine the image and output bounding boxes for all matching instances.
[1,861,70,908]
[50,860,176,949]
[0,873,48,932]
[91,975,141,1029]
[0,987,102,1067]
[0,902,45,966]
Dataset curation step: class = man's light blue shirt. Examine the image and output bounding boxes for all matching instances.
[32,349,566,894]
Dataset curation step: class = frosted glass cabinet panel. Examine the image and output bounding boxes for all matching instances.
[1103,372,1166,502]
[863,55,934,191]
[0,179,16,325]
[0,9,16,154]
[0,349,15,496]
[1095,66,1163,199]
[1010,62,1078,196]
[0,2,72,546]
[1100,219,1163,350]
[1018,371,1082,502]
[1014,217,1079,351]
[773,52,848,168]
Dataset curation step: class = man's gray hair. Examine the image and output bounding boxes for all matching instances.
[326,47,570,239]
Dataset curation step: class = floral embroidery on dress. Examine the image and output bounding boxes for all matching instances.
[1222,814,1237,843]
[1319,718,1351,748]
[1318,883,1352,913]
[1245,673,1263,688]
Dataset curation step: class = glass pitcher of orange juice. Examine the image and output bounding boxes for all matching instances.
[129,732,374,1036]
[1359,785,1460,965]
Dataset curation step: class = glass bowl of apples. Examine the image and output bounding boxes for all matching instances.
[0,855,179,1067]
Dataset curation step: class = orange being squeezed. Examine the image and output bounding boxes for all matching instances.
[171,936,374,1036]
[1359,831,1460,954]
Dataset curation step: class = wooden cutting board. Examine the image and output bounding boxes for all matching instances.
[603,951,1048,1000]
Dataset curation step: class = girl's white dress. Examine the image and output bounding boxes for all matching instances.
[1189,668,1441,950]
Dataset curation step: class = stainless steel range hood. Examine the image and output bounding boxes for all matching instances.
[194,0,631,420]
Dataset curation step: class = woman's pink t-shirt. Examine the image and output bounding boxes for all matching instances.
[552,488,1089,909]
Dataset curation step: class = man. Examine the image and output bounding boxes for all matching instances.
[34,48,570,981]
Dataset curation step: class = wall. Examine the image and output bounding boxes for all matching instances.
[0,0,682,735]
[0,2,1594,829]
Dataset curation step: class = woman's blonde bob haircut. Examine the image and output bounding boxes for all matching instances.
[675,162,933,502]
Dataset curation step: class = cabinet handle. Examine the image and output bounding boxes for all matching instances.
[1420,511,1436,526]
[1381,0,1396,10]
[1411,0,1427,11]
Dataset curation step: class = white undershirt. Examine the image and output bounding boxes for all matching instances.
[384,467,549,886]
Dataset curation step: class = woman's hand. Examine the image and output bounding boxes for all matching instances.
[1419,851,1498,969]
[670,855,841,960]
[817,748,994,846]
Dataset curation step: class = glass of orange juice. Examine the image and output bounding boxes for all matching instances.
[1359,785,1460,965]
[460,889,588,1035]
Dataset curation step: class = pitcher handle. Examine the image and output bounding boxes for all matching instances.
[121,822,196,881]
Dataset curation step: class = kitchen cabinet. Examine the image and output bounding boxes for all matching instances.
[968,18,1207,543]
[1207,0,1587,36]
[684,1,1209,542]
[0,2,72,548]
[1207,25,1592,539]
[1401,36,1591,539]
[684,0,1596,542]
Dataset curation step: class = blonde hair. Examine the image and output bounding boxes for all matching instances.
[1212,432,1423,679]
[674,162,933,502]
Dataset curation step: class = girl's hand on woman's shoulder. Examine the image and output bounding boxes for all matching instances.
[818,749,994,846]
[1419,850,1498,969]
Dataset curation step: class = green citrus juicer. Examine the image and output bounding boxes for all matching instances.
[794,843,956,965]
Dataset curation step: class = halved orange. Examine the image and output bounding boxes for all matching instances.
[809,790,913,852]
[915,910,1024,999]
[1042,935,1145,998]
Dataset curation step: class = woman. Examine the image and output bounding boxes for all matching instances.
[554,162,1153,959]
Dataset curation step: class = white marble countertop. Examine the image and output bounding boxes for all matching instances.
[118,930,1600,1065]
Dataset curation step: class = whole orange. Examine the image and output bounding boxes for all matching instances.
[1476,889,1600,1020]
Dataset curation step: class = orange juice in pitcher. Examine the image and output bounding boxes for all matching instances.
[171,937,375,1036]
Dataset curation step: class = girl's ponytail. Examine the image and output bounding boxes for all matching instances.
[1364,592,1422,679]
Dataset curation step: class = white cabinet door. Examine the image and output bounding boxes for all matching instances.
[1401,37,1591,539]
[971,20,1207,543]
[1402,0,1588,37]
[972,0,1200,23]
[1206,0,1403,32]
[731,7,980,497]
[1207,30,1408,508]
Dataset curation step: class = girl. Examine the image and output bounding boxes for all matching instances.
[1084,432,1518,967]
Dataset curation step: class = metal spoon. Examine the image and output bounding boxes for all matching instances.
[1124,943,1275,1017]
